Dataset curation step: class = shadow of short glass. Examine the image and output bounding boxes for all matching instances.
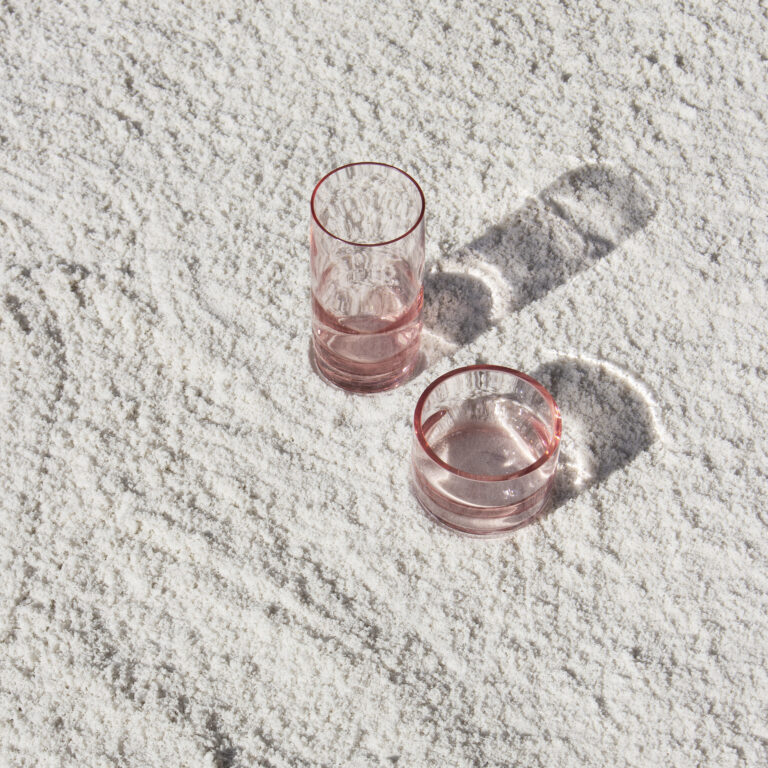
[533,358,657,508]
[423,164,656,344]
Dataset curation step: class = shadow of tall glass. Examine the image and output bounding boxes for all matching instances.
[423,165,656,345]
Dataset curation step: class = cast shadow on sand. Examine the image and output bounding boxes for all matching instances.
[422,163,656,346]
[533,357,658,512]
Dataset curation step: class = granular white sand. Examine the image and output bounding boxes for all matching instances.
[1,1,766,765]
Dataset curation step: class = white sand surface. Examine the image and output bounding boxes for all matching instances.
[1,1,767,765]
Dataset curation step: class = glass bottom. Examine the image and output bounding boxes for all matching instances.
[313,338,420,393]
[411,465,555,536]
[311,293,422,393]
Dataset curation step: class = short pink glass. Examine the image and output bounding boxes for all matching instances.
[310,162,426,393]
[411,365,562,535]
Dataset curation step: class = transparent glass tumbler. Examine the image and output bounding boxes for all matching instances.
[310,162,426,393]
[411,365,562,535]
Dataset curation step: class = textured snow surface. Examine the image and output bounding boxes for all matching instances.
[1,1,767,766]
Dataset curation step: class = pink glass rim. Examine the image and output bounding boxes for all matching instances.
[310,162,426,248]
[413,364,563,482]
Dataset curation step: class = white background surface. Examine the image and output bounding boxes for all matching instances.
[1,1,766,765]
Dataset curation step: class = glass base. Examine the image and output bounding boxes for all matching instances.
[312,339,419,394]
[411,466,555,536]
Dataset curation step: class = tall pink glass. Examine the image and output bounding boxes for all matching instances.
[310,162,426,393]
[411,365,562,535]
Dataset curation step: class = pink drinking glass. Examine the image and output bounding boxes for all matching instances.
[411,365,562,535]
[310,162,426,393]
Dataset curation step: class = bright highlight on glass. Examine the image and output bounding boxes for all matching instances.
[310,162,425,393]
[411,365,562,535]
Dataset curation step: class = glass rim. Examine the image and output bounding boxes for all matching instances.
[310,161,426,247]
[413,364,563,482]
